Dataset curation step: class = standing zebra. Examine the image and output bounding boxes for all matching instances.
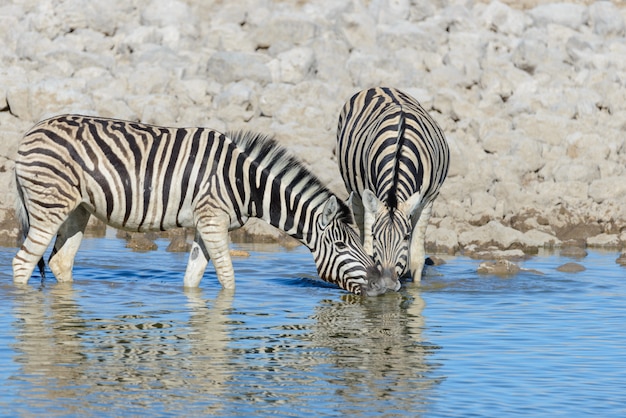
[13,115,397,296]
[337,87,449,282]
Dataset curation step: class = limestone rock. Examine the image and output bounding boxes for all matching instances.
[528,3,588,29]
[588,1,625,37]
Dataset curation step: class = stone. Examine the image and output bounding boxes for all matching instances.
[588,1,625,37]
[270,47,316,84]
[230,249,251,258]
[528,3,588,30]
[556,262,585,273]
[425,227,459,254]
[206,51,272,86]
[560,246,588,259]
[588,177,626,204]
[480,0,529,36]
[587,233,621,248]
[254,16,318,49]
[214,81,259,123]
[477,259,520,276]
[126,234,158,251]
[141,0,194,29]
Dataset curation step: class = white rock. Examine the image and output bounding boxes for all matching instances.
[214,81,259,123]
[587,233,620,247]
[459,221,525,249]
[552,162,600,183]
[339,10,377,49]
[510,135,544,173]
[529,3,588,30]
[206,51,272,86]
[271,47,316,84]
[588,177,626,204]
[425,226,459,252]
[512,39,547,74]
[29,78,94,121]
[369,0,410,24]
[254,16,318,49]
[514,114,570,146]
[588,1,625,37]
[522,229,561,248]
[479,0,529,36]
[141,0,194,29]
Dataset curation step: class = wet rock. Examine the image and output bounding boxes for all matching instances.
[425,226,459,254]
[617,252,626,267]
[230,249,250,257]
[560,246,588,259]
[166,233,191,253]
[556,262,586,273]
[126,233,158,252]
[477,259,521,276]
[467,246,526,261]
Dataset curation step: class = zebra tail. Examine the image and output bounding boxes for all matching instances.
[14,172,46,278]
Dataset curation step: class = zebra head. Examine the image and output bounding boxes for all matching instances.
[361,189,423,280]
[313,195,399,296]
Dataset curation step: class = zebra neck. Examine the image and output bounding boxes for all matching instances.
[243,172,325,251]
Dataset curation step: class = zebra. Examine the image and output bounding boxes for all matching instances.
[336,87,450,282]
[13,114,398,296]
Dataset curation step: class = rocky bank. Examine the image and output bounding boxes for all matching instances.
[1,0,625,262]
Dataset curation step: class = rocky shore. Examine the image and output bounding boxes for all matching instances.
[1,0,625,265]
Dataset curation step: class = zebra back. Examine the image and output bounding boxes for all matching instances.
[338,87,449,207]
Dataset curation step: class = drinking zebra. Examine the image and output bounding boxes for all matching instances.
[13,115,397,296]
[336,87,450,282]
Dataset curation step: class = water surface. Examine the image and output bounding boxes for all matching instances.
[0,237,624,417]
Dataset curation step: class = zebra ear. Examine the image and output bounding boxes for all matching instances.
[400,192,423,218]
[321,195,339,228]
[362,189,381,214]
[346,191,354,210]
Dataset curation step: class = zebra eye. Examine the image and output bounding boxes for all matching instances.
[334,241,348,250]
[404,233,411,242]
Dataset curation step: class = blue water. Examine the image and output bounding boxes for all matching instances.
[0,237,625,417]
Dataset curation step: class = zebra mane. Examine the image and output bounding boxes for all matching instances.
[226,130,354,224]
[387,109,406,211]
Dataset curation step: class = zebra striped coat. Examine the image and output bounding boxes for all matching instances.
[337,87,449,281]
[13,115,396,296]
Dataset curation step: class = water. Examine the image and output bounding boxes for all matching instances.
[1,237,625,417]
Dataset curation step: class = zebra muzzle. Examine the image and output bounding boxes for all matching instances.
[362,266,400,297]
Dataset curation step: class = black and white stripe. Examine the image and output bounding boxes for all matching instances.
[13,114,396,295]
[337,87,450,281]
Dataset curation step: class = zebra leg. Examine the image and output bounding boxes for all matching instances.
[362,189,382,256]
[183,231,210,288]
[13,229,57,284]
[48,205,91,282]
[409,201,433,282]
[186,214,235,289]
